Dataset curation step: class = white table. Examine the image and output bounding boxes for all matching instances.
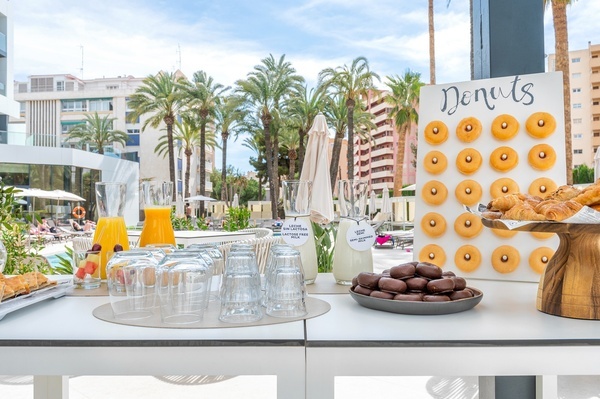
[305,278,600,399]
[127,230,256,248]
[0,296,305,399]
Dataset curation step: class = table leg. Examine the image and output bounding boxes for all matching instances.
[536,375,558,399]
[33,375,69,399]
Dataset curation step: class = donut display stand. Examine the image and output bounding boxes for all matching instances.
[482,218,600,320]
[415,72,566,282]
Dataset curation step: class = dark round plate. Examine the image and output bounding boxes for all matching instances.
[349,287,483,315]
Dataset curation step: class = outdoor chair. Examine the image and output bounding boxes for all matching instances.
[218,235,283,274]
[238,227,273,238]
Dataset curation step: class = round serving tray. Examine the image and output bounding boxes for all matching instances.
[349,287,483,315]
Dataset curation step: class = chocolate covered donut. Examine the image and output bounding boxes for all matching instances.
[451,276,467,291]
[353,285,373,296]
[416,262,443,280]
[423,294,451,302]
[394,293,424,302]
[370,290,395,300]
[378,277,408,294]
[449,289,474,300]
[405,277,428,291]
[389,263,416,279]
[427,278,455,294]
[356,272,381,289]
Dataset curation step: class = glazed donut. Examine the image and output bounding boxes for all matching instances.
[526,112,556,138]
[456,148,482,175]
[491,114,519,140]
[421,180,448,206]
[490,177,520,199]
[491,228,518,239]
[529,247,554,274]
[454,245,482,273]
[424,120,449,145]
[419,244,446,267]
[423,150,448,175]
[528,177,557,198]
[453,213,483,239]
[531,231,554,240]
[456,117,482,143]
[528,144,556,171]
[490,146,519,172]
[420,212,447,238]
[492,245,520,274]
[455,179,483,206]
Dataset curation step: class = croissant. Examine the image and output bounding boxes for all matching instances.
[540,200,583,221]
[572,185,600,206]
[488,194,524,212]
[501,203,546,221]
[546,185,582,201]
[534,199,561,215]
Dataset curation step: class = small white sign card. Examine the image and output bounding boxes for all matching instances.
[346,221,376,252]
[281,218,310,246]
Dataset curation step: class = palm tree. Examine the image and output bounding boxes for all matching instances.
[127,71,186,197]
[385,70,425,196]
[236,54,304,219]
[179,71,228,216]
[544,0,573,184]
[318,56,380,179]
[428,0,436,85]
[242,134,266,201]
[216,95,246,202]
[279,123,301,180]
[66,112,129,155]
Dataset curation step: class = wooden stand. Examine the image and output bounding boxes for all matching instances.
[482,219,600,320]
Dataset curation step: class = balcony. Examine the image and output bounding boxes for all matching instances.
[0,130,58,147]
[369,158,394,169]
[591,56,600,69]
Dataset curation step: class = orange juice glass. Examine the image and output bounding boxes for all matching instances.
[92,182,130,279]
[139,181,175,247]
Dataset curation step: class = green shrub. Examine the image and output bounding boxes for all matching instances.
[223,206,251,231]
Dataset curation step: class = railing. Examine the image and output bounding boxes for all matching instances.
[0,130,58,147]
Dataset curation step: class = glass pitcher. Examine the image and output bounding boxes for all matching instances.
[92,182,130,279]
[332,179,373,285]
[139,181,176,247]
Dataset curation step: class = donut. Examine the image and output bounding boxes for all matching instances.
[353,285,373,296]
[491,245,520,274]
[528,144,556,171]
[455,179,483,206]
[453,213,483,239]
[418,244,446,267]
[529,246,554,274]
[370,291,395,300]
[390,263,416,279]
[456,148,482,175]
[378,277,408,294]
[454,245,482,273]
[420,212,447,238]
[426,278,455,294]
[528,177,558,198]
[424,120,449,145]
[423,150,448,175]
[491,114,519,140]
[423,294,451,302]
[416,262,443,279]
[456,117,482,142]
[526,112,556,138]
[451,276,467,291]
[491,228,518,238]
[442,271,456,278]
[421,180,448,206]
[490,146,519,172]
[531,231,554,240]
[490,177,520,199]
[449,290,474,300]
[405,277,429,291]
[357,272,381,289]
[394,293,423,302]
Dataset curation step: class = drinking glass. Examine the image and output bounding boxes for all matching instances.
[219,251,262,323]
[139,181,175,247]
[265,248,307,318]
[72,249,101,289]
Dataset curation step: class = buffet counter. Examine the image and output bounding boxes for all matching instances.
[1,275,600,398]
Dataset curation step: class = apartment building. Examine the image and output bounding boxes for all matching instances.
[548,43,600,168]
[356,90,417,194]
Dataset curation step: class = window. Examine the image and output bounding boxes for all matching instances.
[61,100,86,112]
[573,133,583,139]
[594,86,600,90]
[573,88,581,93]
[572,57,581,63]
[573,103,582,109]
[89,98,113,111]
[31,77,53,92]
[126,129,140,146]
[573,118,582,123]
[61,121,85,134]
[572,73,582,78]
[125,112,139,123]
[56,81,64,91]
[595,132,600,137]
[574,149,583,154]
[19,102,25,114]
[594,101,600,106]
[106,85,118,90]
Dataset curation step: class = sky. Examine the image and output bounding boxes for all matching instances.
[11,0,600,173]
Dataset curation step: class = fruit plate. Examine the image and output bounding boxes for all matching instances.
[0,279,71,321]
[349,287,483,315]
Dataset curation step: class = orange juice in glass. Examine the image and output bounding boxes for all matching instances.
[139,181,175,247]
[92,182,130,279]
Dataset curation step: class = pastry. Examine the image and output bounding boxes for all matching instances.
[454,245,482,273]
[390,263,416,279]
[416,262,443,279]
[492,245,520,274]
[455,179,483,206]
[426,278,455,294]
[490,177,520,199]
[419,244,446,267]
[572,184,600,206]
[488,193,527,212]
[424,120,449,145]
[528,144,556,171]
[420,212,447,238]
[529,247,554,274]
[423,150,448,174]
[535,199,582,221]
[490,146,519,172]
[456,148,482,175]
[528,177,557,199]
[353,285,373,296]
[421,180,448,206]
[456,117,482,142]
[491,114,519,140]
[449,289,474,300]
[491,228,518,238]
[423,294,451,302]
[393,293,424,301]
[531,231,554,240]
[547,185,582,201]
[453,213,483,238]
[378,277,408,294]
[370,291,395,300]
[526,112,556,138]
[357,272,382,289]
[502,202,546,221]
[405,277,429,291]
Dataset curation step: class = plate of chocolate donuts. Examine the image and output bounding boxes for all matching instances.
[349,262,483,315]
